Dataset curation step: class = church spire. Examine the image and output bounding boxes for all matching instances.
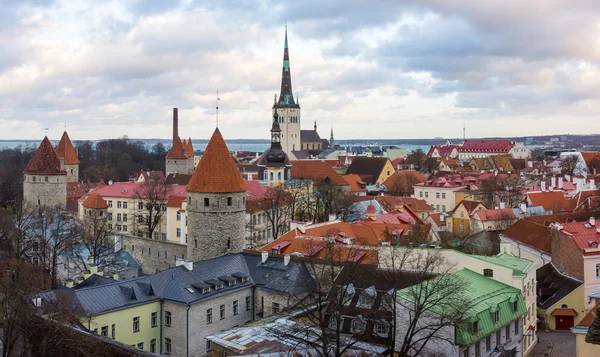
[330,127,334,146]
[276,26,298,108]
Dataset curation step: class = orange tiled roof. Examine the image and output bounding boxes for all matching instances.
[501,219,552,254]
[475,208,516,222]
[187,137,194,158]
[340,174,366,192]
[581,151,600,166]
[291,160,348,186]
[166,137,188,159]
[24,137,66,175]
[187,128,246,193]
[428,213,445,226]
[55,131,80,165]
[576,300,600,328]
[82,193,109,209]
[394,197,434,213]
[527,191,572,211]
[382,170,427,191]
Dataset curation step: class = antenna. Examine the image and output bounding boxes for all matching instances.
[44,128,49,136]
[216,90,220,127]
[64,119,67,131]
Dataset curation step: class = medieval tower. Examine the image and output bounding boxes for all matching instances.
[23,136,67,210]
[273,27,301,158]
[55,131,80,182]
[165,108,195,175]
[186,128,247,261]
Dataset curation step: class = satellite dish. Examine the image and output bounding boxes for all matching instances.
[108,180,113,185]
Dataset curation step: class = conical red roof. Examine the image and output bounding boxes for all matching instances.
[24,136,66,175]
[82,192,109,209]
[55,131,80,165]
[187,137,194,158]
[166,136,187,159]
[187,128,245,193]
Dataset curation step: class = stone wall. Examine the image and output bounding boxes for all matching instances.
[120,234,187,274]
[254,288,301,319]
[187,191,246,261]
[166,158,194,175]
[551,230,584,280]
[64,163,79,182]
[23,173,67,210]
[163,287,254,357]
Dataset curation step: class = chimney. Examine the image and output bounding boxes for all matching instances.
[590,217,596,226]
[528,160,533,168]
[565,174,571,183]
[520,203,527,213]
[261,251,268,263]
[577,178,584,192]
[328,213,336,221]
[172,108,179,145]
[499,202,506,209]
[284,254,291,266]
[590,179,596,189]
[440,214,445,222]
[551,176,556,188]
[541,181,546,191]
[558,177,563,189]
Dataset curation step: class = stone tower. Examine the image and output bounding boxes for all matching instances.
[257,110,292,186]
[186,128,247,261]
[273,27,301,158]
[81,192,109,237]
[55,131,80,182]
[165,108,195,174]
[23,136,67,211]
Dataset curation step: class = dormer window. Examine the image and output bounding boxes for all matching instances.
[483,269,493,277]
[357,286,377,308]
[241,277,248,283]
[374,321,388,336]
[472,321,479,333]
[494,310,500,323]
[228,280,236,286]
[215,284,224,290]
[202,287,211,294]
[339,283,355,305]
[351,315,366,333]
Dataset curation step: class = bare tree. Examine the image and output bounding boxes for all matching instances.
[268,236,378,357]
[313,182,349,223]
[379,247,471,357]
[0,199,38,260]
[133,178,169,239]
[0,258,51,357]
[263,186,293,240]
[30,209,82,285]
[388,173,421,197]
[77,208,116,271]
[561,155,581,176]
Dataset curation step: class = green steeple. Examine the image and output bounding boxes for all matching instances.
[275,26,298,108]
[330,127,334,146]
[285,26,288,49]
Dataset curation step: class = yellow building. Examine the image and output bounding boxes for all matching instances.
[446,200,486,236]
[573,301,600,357]
[537,263,585,330]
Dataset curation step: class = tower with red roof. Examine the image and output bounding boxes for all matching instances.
[23,136,67,210]
[186,128,247,261]
[55,131,80,182]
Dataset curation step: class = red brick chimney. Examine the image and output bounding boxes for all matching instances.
[173,108,178,145]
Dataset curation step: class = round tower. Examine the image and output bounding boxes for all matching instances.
[257,110,292,186]
[23,136,67,211]
[186,128,247,261]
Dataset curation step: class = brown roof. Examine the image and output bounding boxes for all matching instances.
[24,136,66,175]
[454,200,486,215]
[290,160,349,186]
[577,300,600,328]
[428,212,445,226]
[187,137,194,158]
[165,173,192,185]
[528,191,571,212]
[346,157,392,184]
[187,128,246,193]
[82,193,109,209]
[55,131,80,165]
[395,197,434,213]
[382,170,427,191]
[166,136,187,159]
[500,219,552,254]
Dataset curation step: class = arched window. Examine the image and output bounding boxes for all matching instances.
[561,304,568,308]
[270,172,274,181]
[264,171,268,180]
[328,313,340,330]
[278,172,282,181]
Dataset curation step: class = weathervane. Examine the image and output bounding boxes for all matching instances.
[216,90,220,127]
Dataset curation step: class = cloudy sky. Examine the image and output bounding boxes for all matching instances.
[2,0,600,141]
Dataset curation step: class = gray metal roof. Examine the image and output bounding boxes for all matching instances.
[300,130,321,143]
[39,252,314,316]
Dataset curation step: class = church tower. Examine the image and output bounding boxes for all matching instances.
[23,136,67,210]
[273,27,301,158]
[186,128,247,261]
[55,131,79,183]
[257,110,292,186]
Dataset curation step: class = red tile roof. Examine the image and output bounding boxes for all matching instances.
[388,197,434,213]
[428,212,445,226]
[55,131,80,165]
[558,220,600,251]
[340,174,366,192]
[24,136,66,175]
[458,139,514,153]
[500,219,552,254]
[474,208,516,222]
[166,137,188,159]
[576,300,600,327]
[187,128,246,193]
[82,193,109,209]
[527,191,572,212]
[67,181,104,200]
[92,181,186,199]
[290,160,349,186]
[427,144,459,157]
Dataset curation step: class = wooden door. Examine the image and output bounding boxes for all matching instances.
[555,316,574,330]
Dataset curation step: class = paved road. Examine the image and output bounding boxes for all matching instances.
[528,330,575,357]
